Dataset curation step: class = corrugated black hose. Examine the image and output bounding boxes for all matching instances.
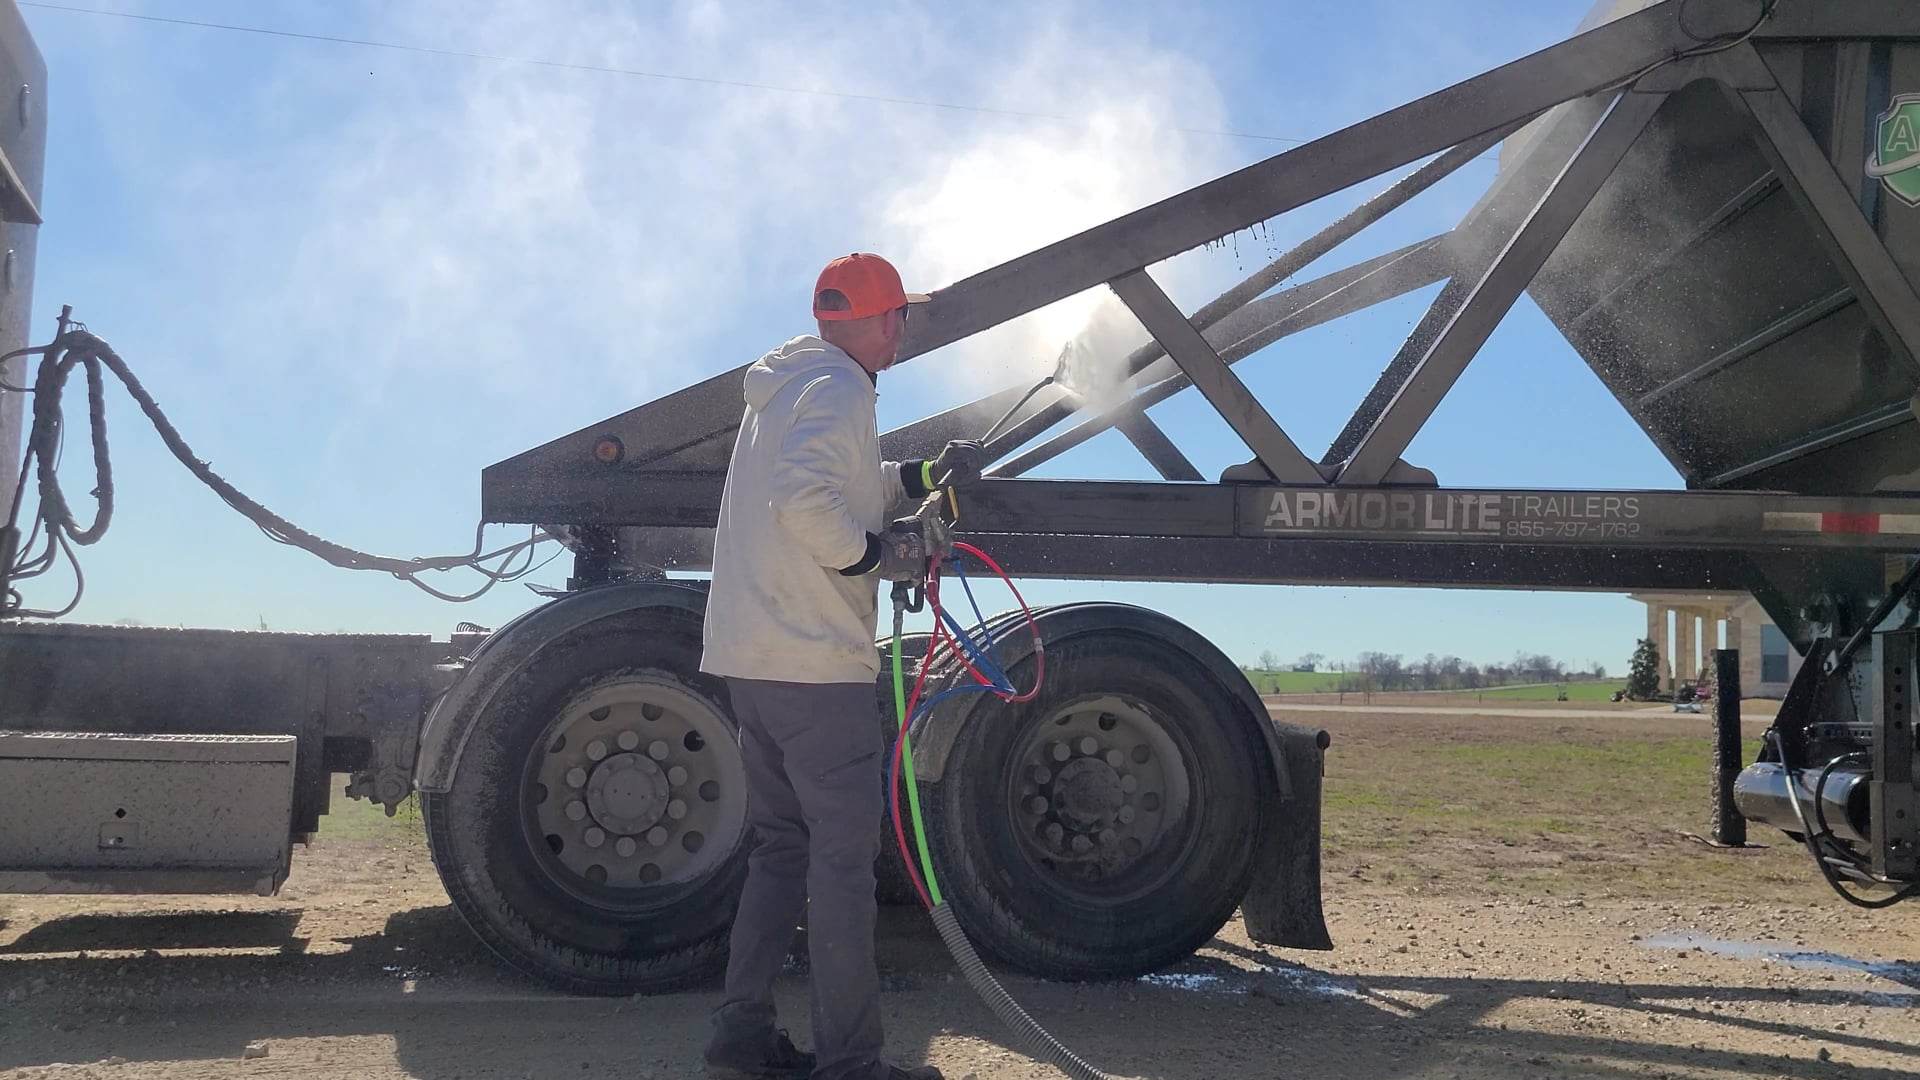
[928,903,1114,1080]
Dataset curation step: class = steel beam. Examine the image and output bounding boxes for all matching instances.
[1754,4,1920,40]
[973,123,1497,470]
[1047,242,1455,473]
[1711,648,1747,847]
[990,237,1451,476]
[894,0,1749,365]
[1337,90,1668,486]
[1112,414,1203,481]
[1109,270,1324,484]
[1728,59,1920,369]
[947,533,1758,593]
[1321,92,1622,469]
[1179,126,1513,343]
[991,238,1454,479]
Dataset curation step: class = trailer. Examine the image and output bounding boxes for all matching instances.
[5,0,1920,994]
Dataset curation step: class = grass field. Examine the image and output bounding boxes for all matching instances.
[318,781,425,846]
[1300,706,1823,903]
[1243,670,1349,693]
[1474,678,1628,701]
[1248,671,1630,700]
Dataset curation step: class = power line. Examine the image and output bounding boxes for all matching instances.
[21,1,1311,146]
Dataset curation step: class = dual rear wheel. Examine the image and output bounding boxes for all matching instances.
[425,603,1268,993]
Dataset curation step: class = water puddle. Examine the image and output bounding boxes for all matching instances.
[1643,933,1920,1006]
[1138,963,1364,1001]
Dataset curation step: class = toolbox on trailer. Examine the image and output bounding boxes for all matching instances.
[0,731,298,895]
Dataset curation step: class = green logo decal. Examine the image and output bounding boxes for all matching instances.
[1872,94,1920,208]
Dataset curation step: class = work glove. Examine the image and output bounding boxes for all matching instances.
[874,518,932,582]
[931,439,987,488]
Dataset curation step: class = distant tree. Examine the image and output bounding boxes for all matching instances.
[1593,663,1608,680]
[1357,651,1406,691]
[1258,649,1281,672]
[1461,662,1484,690]
[1297,652,1324,672]
[1415,653,1440,690]
[1439,655,1464,689]
[1626,638,1662,700]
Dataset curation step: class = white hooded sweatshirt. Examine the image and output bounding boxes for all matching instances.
[700,335,912,685]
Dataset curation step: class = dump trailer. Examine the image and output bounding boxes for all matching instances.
[5,0,1920,994]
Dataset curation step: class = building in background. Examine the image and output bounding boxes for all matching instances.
[1628,592,1801,699]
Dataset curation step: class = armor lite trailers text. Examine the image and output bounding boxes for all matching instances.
[6,0,1920,991]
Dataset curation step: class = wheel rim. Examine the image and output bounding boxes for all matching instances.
[523,673,746,910]
[1005,694,1194,899]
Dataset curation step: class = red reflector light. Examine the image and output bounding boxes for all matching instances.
[592,436,624,465]
[1821,512,1880,534]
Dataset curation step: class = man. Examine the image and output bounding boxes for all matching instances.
[700,252,983,1080]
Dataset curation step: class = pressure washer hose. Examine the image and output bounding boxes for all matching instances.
[888,542,1114,1080]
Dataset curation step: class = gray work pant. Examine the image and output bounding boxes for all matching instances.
[721,678,885,1080]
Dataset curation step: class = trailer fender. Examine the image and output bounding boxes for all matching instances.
[908,602,1332,950]
[413,581,710,793]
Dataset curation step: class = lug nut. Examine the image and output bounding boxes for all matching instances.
[1078,737,1099,756]
[1120,775,1139,793]
[1104,750,1124,768]
[565,800,587,822]
[1117,805,1136,824]
[1099,829,1118,847]
[615,836,638,857]
[1044,822,1065,846]
[584,827,606,848]
[667,766,689,786]
[1071,834,1094,853]
[647,826,670,847]
[565,767,588,789]
[586,739,608,761]
[667,799,688,821]
[616,730,640,751]
[648,740,671,761]
[1051,743,1071,762]
[1026,796,1049,815]
[1031,766,1051,785]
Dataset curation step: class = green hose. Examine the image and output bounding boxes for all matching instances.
[888,616,1114,1080]
[890,629,943,906]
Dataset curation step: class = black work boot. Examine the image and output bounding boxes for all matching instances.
[879,1065,942,1080]
[703,1002,815,1079]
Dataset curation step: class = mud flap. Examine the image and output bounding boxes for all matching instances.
[1241,721,1333,951]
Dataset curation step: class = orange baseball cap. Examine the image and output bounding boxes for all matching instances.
[812,253,931,321]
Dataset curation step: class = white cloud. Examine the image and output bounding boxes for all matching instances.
[128,1,1240,414]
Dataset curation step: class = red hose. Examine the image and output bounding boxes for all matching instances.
[886,546,1046,910]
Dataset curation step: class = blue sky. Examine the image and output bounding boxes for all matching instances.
[11,0,1684,671]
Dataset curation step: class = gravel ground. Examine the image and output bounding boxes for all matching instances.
[2,707,1915,1079]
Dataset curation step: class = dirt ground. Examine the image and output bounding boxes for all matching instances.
[2,705,1916,1080]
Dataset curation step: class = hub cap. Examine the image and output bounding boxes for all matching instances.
[525,674,745,902]
[1008,695,1191,892]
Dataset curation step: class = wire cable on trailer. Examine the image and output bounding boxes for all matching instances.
[1,311,555,618]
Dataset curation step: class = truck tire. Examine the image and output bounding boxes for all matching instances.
[924,627,1268,980]
[423,607,750,994]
